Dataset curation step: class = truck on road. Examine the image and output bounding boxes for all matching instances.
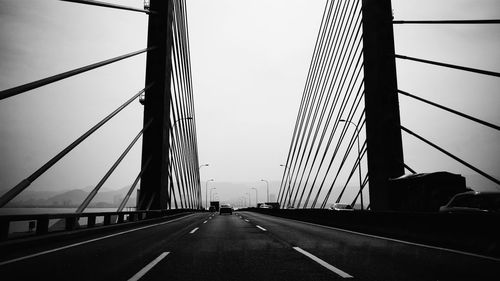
[210,201,220,212]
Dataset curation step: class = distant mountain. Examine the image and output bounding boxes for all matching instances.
[6,185,136,208]
[46,189,88,206]
[82,185,114,193]
[2,188,60,201]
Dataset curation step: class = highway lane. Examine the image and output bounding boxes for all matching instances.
[240,211,499,281]
[140,212,341,281]
[0,212,343,281]
[1,211,498,280]
[0,213,207,281]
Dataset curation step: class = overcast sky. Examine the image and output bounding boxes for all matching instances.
[0,0,499,205]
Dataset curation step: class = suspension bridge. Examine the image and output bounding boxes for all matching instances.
[0,0,499,280]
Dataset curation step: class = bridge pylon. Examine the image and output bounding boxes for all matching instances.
[362,0,405,211]
[138,0,174,210]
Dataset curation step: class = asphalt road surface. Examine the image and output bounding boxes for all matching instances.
[0,211,498,280]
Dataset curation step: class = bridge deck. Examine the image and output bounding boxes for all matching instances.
[0,212,497,280]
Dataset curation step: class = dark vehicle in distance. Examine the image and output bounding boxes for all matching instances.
[439,191,500,213]
[219,204,233,215]
[208,206,216,212]
[210,201,220,212]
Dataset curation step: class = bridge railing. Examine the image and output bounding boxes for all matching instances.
[0,208,194,241]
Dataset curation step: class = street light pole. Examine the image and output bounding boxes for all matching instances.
[245,192,250,208]
[251,187,258,207]
[339,119,363,210]
[199,164,209,209]
[173,116,193,128]
[260,179,269,202]
[205,179,214,210]
[210,188,216,201]
[280,164,292,207]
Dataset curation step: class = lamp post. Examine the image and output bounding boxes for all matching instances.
[260,179,269,202]
[210,188,216,201]
[173,116,193,127]
[280,164,292,207]
[170,117,193,136]
[245,192,250,207]
[199,164,209,209]
[339,119,363,210]
[205,179,214,210]
[251,187,258,207]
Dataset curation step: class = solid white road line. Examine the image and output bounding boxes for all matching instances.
[293,247,353,278]
[203,220,208,224]
[256,225,267,231]
[127,252,170,281]
[0,214,195,267]
[189,227,199,234]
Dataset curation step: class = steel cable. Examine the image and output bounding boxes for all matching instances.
[296,7,363,208]
[278,0,333,203]
[291,0,361,208]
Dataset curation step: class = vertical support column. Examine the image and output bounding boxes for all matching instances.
[139,0,174,210]
[361,0,404,211]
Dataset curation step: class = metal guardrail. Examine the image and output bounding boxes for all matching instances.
[0,209,196,241]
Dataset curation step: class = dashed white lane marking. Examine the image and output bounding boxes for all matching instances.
[203,220,208,224]
[256,225,267,231]
[0,214,195,267]
[127,252,170,281]
[244,219,249,222]
[293,247,353,278]
[189,227,199,234]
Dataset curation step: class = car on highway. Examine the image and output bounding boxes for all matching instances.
[208,206,216,212]
[219,204,233,215]
[329,203,354,211]
[439,191,500,213]
[259,204,272,209]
